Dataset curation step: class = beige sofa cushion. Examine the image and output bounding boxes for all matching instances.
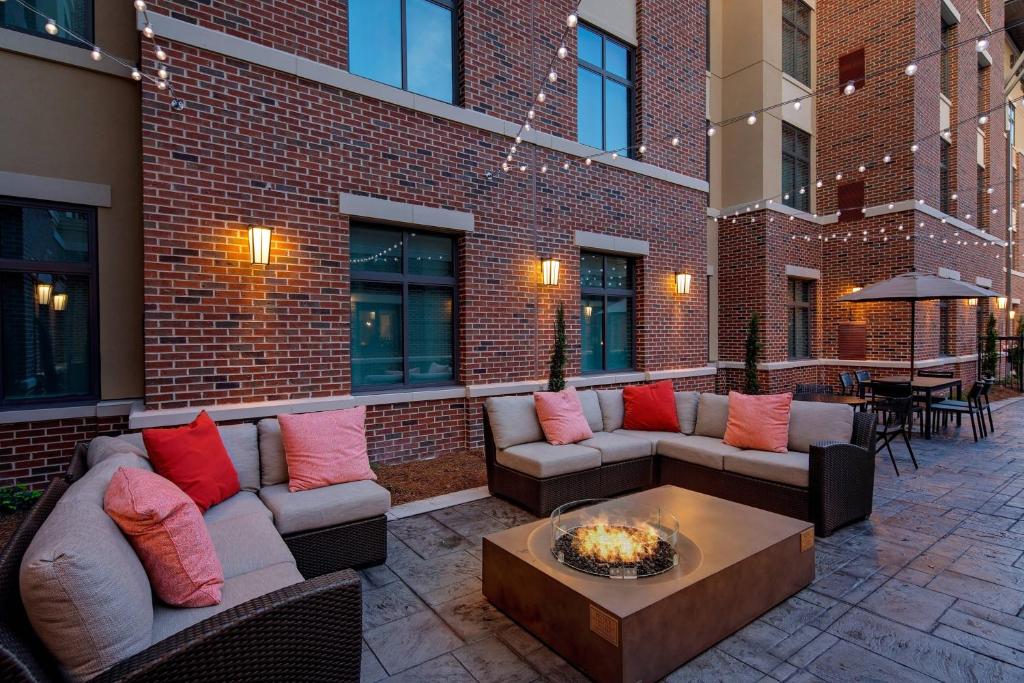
[20,459,154,681]
[675,391,700,435]
[596,389,625,432]
[257,418,288,487]
[613,429,683,449]
[579,432,653,463]
[657,434,737,470]
[486,395,545,449]
[577,390,604,433]
[496,442,601,478]
[86,435,149,469]
[723,450,809,488]
[206,510,296,578]
[695,393,730,438]
[202,490,274,525]
[259,480,391,536]
[788,401,855,453]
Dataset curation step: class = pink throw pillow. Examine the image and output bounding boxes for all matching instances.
[104,467,223,607]
[278,406,377,492]
[534,387,594,445]
[723,391,793,453]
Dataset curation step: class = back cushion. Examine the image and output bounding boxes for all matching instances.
[486,396,544,449]
[577,390,604,433]
[675,391,700,435]
[87,434,149,469]
[21,459,155,680]
[596,390,625,432]
[788,401,855,452]
[694,393,730,438]
[258,418,289,487]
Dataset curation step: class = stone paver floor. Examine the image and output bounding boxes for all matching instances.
[359,398,1024,682]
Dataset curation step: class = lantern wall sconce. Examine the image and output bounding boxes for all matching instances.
[1011,310,1017,320]
[52,292,68,311]
[35,280,52,306]
[675,272,692,295]
[850,286,863,294]
[541,257,560,286]
[248,225,273,266]
[998,296,1008,309]
[967,298,978,306]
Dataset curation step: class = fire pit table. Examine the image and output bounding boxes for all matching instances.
[482,485,815,683]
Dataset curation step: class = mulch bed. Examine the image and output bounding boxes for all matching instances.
[989,384,1022,402]
[373,449,487,507]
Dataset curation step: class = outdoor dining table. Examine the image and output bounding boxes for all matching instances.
[873,375,963,439]
[793,393,870,411]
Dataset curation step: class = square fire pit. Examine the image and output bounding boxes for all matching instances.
[482,486,815,683]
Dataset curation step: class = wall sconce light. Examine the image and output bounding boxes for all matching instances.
[967,298,978,306]
[675,272,692,295]
[52,292,68,311]
[1011,310,1017,320]
[541,257,560,286]
[998,296,1008,309]
[35,281,53,306]
[851,286,863,294]
[248,225,273,266]
[583,304,593,317]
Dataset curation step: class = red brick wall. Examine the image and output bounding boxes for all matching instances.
[0,416,128,489]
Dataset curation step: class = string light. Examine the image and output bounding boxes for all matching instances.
[557,45,568,59]
[91,49,102,61]
[547,70,558,83]
[44,19,58,35]
[133,0,147,9]
[536,91,546,103]
[793,101,801,110]
[706,125,716,136]
[905,63,918,76]
[142,24,154,38]
[155,47,167,61]
[566,13,578,28]
[747,113,757,125]
[843,81,856,96]
[977,38,989,52]
[979,114,989,125]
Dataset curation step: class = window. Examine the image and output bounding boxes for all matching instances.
[978,164,987,229]
[0,0,92,43]
[350,225,457,390]
[782,123,810,212]
[580,252,634,372]
[939,300,953,355]
[782,0,810,86]
[940,21,953,98]
[577,24,634,155]
[0,198,97,406]
[347,0,456,104]
[1009,101,1017,147]
[787,279,811,359]
[940,139,951,213]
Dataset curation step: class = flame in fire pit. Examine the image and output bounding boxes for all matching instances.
[573,521,661,564]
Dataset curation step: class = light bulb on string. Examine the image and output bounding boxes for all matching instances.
[131,69,142,81]
[911,143,919,153]
[905,63,918,76]
[835,172,843,181]
[562,161,570,170]
[706,125,716,136]
[541,165,548,173]
[567,13,578,28]
[134,0,147,10]
[858,165,866,173]
[987,187,994,194]
[843,82,856,96]
[611,152,618,160]
[746,113,757,125]
[671,136,680,146]
[951,192,958,200]
[799,187,806,194]
[548,70,557,83]
[157,80,167,90]
[638,145,647,154]
[793,100,801,111]
[977,38,989,52]
[527,109,535,120]
[143,24,154,38]
[44,19,58,35]
[585,158,592,166]
[524,122,531,131]
[91,48,102,61]
[156,47,167,61]
[158,67,168,80]
[979,115,989,125]
[536,92,546,103]
[883,154,891,163]
[816,180,823,188]
[557,45,568,59]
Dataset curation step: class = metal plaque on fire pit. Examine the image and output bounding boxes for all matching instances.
[550,499,679,579]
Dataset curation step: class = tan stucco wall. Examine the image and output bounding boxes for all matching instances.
[0,4,142,400]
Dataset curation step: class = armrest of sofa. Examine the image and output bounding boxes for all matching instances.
[808,437,875,538]
[95,569,362,683]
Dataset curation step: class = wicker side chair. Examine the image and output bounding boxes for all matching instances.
[795,383,833,395]
[810,411,877,536]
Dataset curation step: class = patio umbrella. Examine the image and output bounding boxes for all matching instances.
[837,271,1000,377]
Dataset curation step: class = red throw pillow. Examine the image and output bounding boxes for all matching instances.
[723,391,793,453]
[622,380,681,431]
[142,411,240,512]
[278,406,376,492]
[104,467,224,607]
[534,387,593,445]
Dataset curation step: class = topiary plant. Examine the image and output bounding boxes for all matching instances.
[547,303,567,392]
[982,313,998,379]
[744,312,763,395]
[0,484,41,514]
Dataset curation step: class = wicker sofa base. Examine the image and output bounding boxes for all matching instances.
[284,515,388,578]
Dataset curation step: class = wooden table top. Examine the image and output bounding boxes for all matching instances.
[874,375,962,390]
[793,394,868,406]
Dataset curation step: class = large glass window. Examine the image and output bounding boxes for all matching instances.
[940,139,951,214]
[577,24,634,155]
[787,279,811,359]
[782,0,810,86]
[0,0,92,43]
[782,123,810,212]
[580,252,634,372]
[940,21,953,98]
[939,299,953,355]
[0,198,96,405]
[350,224,456,390]
[348,0,455,104]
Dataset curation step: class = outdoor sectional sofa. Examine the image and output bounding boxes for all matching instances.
[0,418,390,682]
[483,390,876,536]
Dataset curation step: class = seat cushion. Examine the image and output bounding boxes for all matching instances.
[723,450,809,488]
[596,390,625,432]
[496,442,601,478]
[486,395,545,449]
[657,434,737,470]
[695,393,730,438]
[202,490,274,525]
[788,401,855,453]
[675,391,700,435]
[206,511,296,578]
[151,562,304,644]
[579,432,653,464]
[577,390,604,433]
[259,480,391,536]
[258,418,289,487]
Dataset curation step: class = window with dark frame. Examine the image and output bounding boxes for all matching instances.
[577,23,634,155]
[787,278,811,360]
[580,252,634,373]
[782,0,811,86]
[940,139,951,214]
[782,123,811,212]
[939,299,953,355]
[978,164,987,229]
[349,224,457,391]
[347,0,457,104]
[0,0,93,44]
[0,197,98,407]
[940,21,953,98]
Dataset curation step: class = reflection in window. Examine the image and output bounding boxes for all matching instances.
[0,0,92,43]
[787,279,811,359]
[580,251,634,372]
[781,123,810,212]
[348,0,455,104]
[0,199,96,405]
[577,24,634,154]
[350,224,457,390]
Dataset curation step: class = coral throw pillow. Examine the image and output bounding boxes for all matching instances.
[723,391,794,453]
[104,467,224,607]
[142,411,240,512]
[534,387,594,445]
[623,380,681,432]
[278,406,376,492]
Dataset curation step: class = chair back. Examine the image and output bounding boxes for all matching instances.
[871,381,912,399]
[855,370,872,397]
[795,383,833,395]
[838,372,855,395]
[882,395,914,429]
[973,382,989,399]
[918,369,954,378]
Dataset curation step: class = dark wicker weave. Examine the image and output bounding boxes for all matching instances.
[659,458,811,521]
[0,477,363,683]
[285,515,388,578]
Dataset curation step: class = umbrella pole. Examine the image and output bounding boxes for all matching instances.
[910,300,916,378]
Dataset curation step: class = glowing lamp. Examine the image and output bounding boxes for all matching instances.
[1011,310,1017,320]
[35,281,53,306]
[967,298,978,306]
[52,292,68,311]
[541,258,560,286]
[998,296,1008,309]
[675,272,692,295]
[851,286,863,293]
[248,225,273,265]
